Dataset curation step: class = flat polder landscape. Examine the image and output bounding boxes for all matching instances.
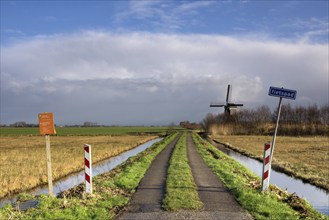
[1,1,328,219]
[0,127,328,220]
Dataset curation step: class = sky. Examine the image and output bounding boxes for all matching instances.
[1,0,328,126]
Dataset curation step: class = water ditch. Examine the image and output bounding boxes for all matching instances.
[213,141,329,216]
[0,138,163,207]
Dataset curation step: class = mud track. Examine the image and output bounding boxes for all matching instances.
[117,133,252,220]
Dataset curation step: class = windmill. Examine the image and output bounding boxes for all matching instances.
[210,84,243,115]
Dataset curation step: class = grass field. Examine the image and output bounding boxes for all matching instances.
[0,126,183,136]
[0,134,157,198]
[211,135,329,191]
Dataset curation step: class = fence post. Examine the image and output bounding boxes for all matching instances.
[261,142,272,191]
[84,144,92,194]
[45,134,54,196]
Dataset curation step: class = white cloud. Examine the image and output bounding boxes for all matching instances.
[279,17,329,43]
[1,31,328,125]
[175,1,216,14]
[113,1,217,31]
[4,29,24,35]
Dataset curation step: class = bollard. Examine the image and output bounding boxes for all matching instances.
[261,142,271,191]
[84,144,92,194]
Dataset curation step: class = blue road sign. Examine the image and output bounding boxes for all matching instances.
[268,87,297,100]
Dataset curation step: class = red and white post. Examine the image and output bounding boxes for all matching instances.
[261,142,272,191]
[84,144,92,194]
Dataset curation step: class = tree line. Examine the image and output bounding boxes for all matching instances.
[203,104,329,136]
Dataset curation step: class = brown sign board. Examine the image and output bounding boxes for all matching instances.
[38,112,56,135]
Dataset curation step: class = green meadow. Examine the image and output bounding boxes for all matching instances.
[0,126,183,136]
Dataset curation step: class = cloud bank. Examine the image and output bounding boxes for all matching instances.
[1,31,328,125]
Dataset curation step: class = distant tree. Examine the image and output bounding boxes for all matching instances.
[256,105,272,124]
[203,103,328,136]
[167,122,176,134]
[201,113,217,133]
[180,121,202,130]
[320,104,329,125]
[306,104,321,124]
[11,122,27,127]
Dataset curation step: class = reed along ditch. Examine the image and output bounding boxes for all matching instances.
[212,141,329,216]
[0,138,163,207]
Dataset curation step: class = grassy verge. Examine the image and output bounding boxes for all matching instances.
[162,132,202,211]
[211,135,329,191]
[0,133,178,220]
[193,133,328,220]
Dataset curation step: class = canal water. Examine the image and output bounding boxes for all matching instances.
[0,138,163,207]
[215,142,329,216]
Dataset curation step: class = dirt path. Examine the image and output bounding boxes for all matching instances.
[117,133,253,220]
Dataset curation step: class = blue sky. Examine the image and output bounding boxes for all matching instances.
[1,1,328,125]
[2,1,328,44]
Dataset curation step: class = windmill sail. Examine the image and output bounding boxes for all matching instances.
[226,84,232,103]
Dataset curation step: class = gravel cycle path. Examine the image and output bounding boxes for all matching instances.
[117,133,253,220]
[117,133,182,219]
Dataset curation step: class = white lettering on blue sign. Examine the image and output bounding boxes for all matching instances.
[268,87,297,100]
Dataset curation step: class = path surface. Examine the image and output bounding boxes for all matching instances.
[117,133,253,220]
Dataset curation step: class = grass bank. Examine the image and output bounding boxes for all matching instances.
[162,132,202,210]
[211,135,329,191]
[193,133,328,220]
[0,135,157,199]
[0,133,178,219]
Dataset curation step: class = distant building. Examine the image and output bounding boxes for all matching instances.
[83,122,98,127]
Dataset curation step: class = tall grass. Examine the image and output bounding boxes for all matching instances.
[208,123,329,136]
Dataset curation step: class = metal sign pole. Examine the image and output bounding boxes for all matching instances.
[45,134,54,196]
[270,97,283,163]
[265,86,296,191]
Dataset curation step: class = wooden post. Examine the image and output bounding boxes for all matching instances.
[39,112,56,197]
[45,134,54,196]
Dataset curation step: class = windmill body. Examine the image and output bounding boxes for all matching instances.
[210,84,243,115]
